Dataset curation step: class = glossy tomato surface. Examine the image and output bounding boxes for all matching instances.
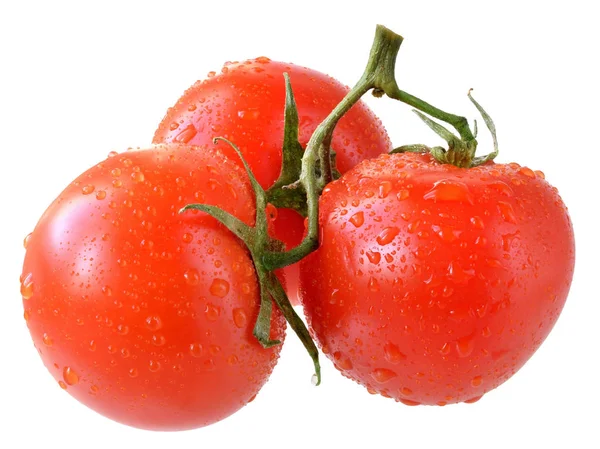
[153,58,391,301]
[299,152,574,405]
[21,144,285,430]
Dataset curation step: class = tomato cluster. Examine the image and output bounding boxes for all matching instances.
[20,27,574,431]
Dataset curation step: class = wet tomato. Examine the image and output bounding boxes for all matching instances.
[153,57,391,301]
[21,144,285,430]
[299,152,574,405]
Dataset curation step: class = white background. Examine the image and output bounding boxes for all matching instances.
[1,1,598,447]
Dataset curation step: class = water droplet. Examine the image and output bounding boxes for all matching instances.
[255,56,271,64]
[145,315,162,330]
[377,227,400,245]
[63,366,79,385]
[456,334,475,357]
[20,273,34,299]
[233,308,247,328]
[366,250,381,264]
[151,334,166,346]
[349,211,364,228]
[519,167,535,178]
[190,343,203,357]
[95,190,107,200]
[59,381,67,390]
[471,375,483,387]
[174,125,197,143]
[439,342,451,355]
[101,286,112,296]
[464,395,483,404]
[481,326,491,337]
[169,122,180,131]
[184,268,199,286]
[497,201,517,223]
[396,189,410,201]
[378,181,392,198]
[371,368,397,384]
[209,278,230,297]
[333,351,353,370]
[23,232,32,249]
[424,179,473,204]
[182,233,193,243]
[399,398,420,406]
[148,360,161,372]
[89,340,97,351]
[470,216,484,229]
[447,261,475,284]
[129,368,139,378]
[205,303,221,321]
[42,333,53,346]
[534,170,545,179]
[238,109,261,120]
[368,277,380,292]
[117,324,129,335]
[82,185,95,195]
[131,171,145,183]
[489,180,513,197]
[384,342,406,364]
[400,387,413,396]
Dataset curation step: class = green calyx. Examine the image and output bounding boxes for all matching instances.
[392,89,499,168]
[180,24,502,385]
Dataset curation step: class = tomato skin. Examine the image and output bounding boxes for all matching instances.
[21,144,285,430]
[299,152,574,405]
[153,58,391,300]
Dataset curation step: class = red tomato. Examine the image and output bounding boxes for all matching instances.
[299,152,574,405]
[153,57,391,301]
[21,144,285,430]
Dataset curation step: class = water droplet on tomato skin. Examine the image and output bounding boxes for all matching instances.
[518,167,536,178]
[23,232,32,249]
[233,308,247,328]
[151,334,166,346]
[456,334,475,358]
[205,304,221,321]
[349,211,364,228]
[184,268,199,286]
[174,124,198,144]
[333,352,353,370]
[41,333,53,346]
[377,227,400,246]
[81,184,95,195]
[148,360,161,372]
[464,395,483,404]
[397,189,410,201]
[423,179,474,204]
[497,201,517,224]
[399,398,421,406]
[190,343,203,357]
[129,368,139,378]
[145,315,163,331]
[20,273,34,299]
[63,367,79,386]
[384,342,407,364]
[371,368,397,384]
[471,376,483,387]
[209,279,230,298]
[58,381,67,390]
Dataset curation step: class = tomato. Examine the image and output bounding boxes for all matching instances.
[299,152,574,405]
[21,144,285,430]
[153,57,391,301]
